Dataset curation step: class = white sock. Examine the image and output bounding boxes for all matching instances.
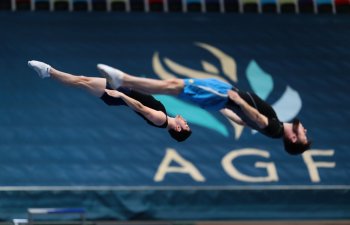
[28,60,51,78]
[97,64,125,89]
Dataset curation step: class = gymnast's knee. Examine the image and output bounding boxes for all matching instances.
[164,78,183,94]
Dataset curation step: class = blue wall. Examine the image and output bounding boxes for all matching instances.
[0,13,349,220]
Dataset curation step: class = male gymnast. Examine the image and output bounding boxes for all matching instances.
[97,64,311,155]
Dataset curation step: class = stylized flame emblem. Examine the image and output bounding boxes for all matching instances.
[152,43,302,139]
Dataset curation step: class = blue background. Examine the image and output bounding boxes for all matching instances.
[0,12,349,220]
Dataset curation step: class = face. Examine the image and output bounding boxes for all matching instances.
[292,118,308,144]
[174,115,190,132]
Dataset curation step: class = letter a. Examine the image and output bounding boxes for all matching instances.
[154,148,205,182]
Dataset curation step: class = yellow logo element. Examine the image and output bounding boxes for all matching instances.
[152,42,244,139]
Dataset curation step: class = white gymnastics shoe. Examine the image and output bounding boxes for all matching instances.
[28,60,51,78]
[97,64,125,89]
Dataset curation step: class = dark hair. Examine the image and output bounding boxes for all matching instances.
[283,139,312,155]
[168,129,192,142]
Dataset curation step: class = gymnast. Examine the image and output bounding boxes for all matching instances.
[28,60,192,142]
[97,63,311,155]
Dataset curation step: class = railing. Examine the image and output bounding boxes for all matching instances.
[12,208,85,225]
[1,0,348,13]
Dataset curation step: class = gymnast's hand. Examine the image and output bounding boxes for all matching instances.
[227,90,244,106]
[105,89,122,98]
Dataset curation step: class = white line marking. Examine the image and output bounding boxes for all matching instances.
[0,185,349,191]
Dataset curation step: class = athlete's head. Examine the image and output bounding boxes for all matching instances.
[168,115,192,142]
[283,118,311,155]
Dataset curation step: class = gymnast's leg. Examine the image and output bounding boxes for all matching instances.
[97,64,184,95]
[28,60,106,97]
